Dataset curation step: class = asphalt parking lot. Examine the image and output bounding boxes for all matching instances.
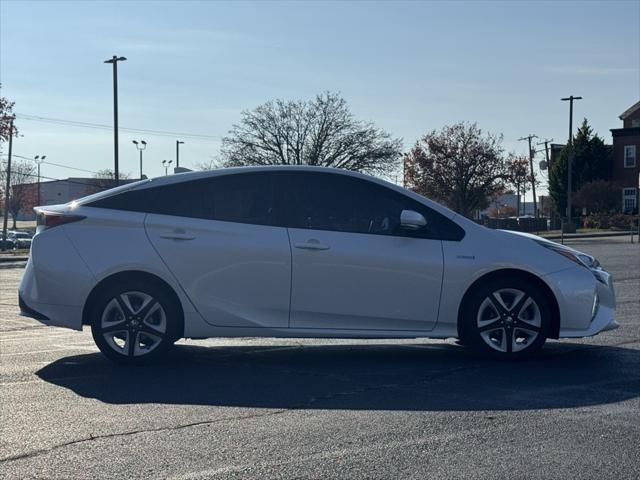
[1,236,639,479]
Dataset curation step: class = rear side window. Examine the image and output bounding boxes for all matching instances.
[282,172,465,241]
[87,173,276,226]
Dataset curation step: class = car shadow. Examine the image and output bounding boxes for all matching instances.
[36,341,639,411]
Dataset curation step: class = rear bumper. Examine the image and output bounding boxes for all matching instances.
[18,293,49,321]
[18,256,87,331]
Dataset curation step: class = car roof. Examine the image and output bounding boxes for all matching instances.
[79,165,471,223]
[134,166,463,220]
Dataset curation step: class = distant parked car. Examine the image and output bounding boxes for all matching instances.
[19,166,617,364]
[9,231,33,249]
[0,237,16,250]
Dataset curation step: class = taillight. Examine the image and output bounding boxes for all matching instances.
[36,212,86,230]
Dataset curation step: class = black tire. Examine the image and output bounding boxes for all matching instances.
[90,279,181,364]
[459,276,551,359]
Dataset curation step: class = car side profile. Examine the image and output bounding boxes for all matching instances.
[19,166,618,363]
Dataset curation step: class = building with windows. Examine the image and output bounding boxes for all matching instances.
[611,100,640,214]
[10,177,138,220]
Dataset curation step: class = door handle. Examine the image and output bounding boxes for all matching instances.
[294,239,330,250]
[159,230,195,241]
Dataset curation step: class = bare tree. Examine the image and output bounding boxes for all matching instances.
[0,160,36,229]
[505,153,534,216]
[0,88,18,143]
[220,92,402,176]
[404,122,506,218]
[90,169,132,192]
[194,157,219,171]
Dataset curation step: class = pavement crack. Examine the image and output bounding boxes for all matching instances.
[0,409,288,464]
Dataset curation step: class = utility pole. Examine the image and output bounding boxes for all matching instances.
[518,134,538,218]
[536,138,553,222]
[2,119,14,252]
[537,139,552,170]
[561,95,582,233]
[34,155,46,206]
[104,55,127,186]
[176,140,184,168]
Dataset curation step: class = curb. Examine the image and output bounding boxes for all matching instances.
[541,231,635,240]
[0,256,28,263]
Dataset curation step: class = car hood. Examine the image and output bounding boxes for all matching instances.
[496,229,597,263]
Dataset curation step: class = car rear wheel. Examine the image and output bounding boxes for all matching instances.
[460,277,551,359]
[90,281,180,364]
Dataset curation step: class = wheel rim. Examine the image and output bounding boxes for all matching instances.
[100,291,167,357]
[476,288,542,353]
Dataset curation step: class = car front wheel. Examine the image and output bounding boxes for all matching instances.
[460,277,551,359]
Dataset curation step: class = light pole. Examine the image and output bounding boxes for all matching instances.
[561,95,582,232]
[34,155,46,206]
[162,159,173,176]
[132,140,147,179]
[104,55,127,186]
[176,140,184,168]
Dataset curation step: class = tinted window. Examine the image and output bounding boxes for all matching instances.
[285,172,464,241]
[88,173,276,226]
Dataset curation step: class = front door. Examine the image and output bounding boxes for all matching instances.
[285,172,444,331]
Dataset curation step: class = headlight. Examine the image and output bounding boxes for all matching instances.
[535,240,606,284]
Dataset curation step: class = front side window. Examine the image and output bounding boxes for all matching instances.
[286,172,464,241]
[624,145,636,168]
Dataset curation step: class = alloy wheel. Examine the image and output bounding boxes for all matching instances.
[100,291,167,357]
[476,288,542,353]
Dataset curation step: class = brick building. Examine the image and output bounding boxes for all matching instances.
[610,101,640,213]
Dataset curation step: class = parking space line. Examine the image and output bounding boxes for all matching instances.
[0,345,96,356]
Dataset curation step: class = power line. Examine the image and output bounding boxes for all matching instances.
[0,154,99,174]
[15,113,223,141]
[7,171,133,189]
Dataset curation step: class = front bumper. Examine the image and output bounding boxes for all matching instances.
[547,265,618,338]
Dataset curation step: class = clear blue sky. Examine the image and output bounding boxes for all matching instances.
[1,0,639,197]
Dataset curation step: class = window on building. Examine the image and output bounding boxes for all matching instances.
[622,188,637,214]
[632,119,640,127]
[624,145,636,168]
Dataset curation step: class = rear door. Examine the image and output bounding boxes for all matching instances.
[144,172,292,328]
[285,172,447,331]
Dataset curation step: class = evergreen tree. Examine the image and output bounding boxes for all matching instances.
[548,119,612,216]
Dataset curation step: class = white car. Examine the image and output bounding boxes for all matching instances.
[19,166,617,363]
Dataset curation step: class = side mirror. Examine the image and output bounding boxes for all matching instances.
[400,209,427,230]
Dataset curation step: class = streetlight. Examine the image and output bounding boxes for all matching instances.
[162,159,173,176]
[34,155,46,206]
[132,140,147,179]
[104,55,127,186]
[561,95,582,233]
[176,140,184,168]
